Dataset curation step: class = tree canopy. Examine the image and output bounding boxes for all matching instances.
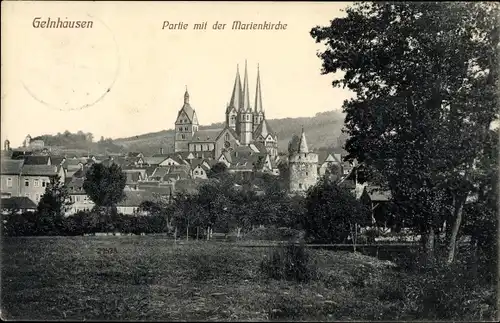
[311,2,499,262]
[83,163,127,209]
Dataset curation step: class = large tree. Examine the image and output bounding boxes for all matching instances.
[83,163,126,213]
[311,2,499,263]
[303,177,369,244]
[36,176,72,235]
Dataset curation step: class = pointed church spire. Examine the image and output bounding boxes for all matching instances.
[184,86,189,104]
[254,63,263,113]
[228,65,242,111]
[298,126,309,153]
[241,60,251,111]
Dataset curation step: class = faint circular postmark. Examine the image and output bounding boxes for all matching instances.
[20,14,120,111]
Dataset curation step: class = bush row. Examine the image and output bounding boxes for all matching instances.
[2,211,172,237]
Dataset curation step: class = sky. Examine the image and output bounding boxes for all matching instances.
[1,1,355,147]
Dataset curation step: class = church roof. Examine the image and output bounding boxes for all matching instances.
[177,89,197,123]
[227,65,243,114]
[241,60,251,112]
[254,64,264,113]
[253,119,275,138]
[192,129,223,143]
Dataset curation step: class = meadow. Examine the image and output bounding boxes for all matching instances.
[1,236,495,321]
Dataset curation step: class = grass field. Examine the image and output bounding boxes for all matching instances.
[0,236,491,321]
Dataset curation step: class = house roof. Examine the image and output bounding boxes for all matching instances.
[11,150,33,159]
[65,159,83,166]
[21,165,58,176]
[174,179,205,194]
[125,172,141,183]
[363,186,392,202]
[175,151,194,160]
[1,150,13,159]
[151,167,170,179]
[143,156,168,165]
[1,159,24,175]
[19,155,51,165]
[66,177,86,194]
[190,158,205,169]
[140,185,173,196]
[1,196,37,210]
[191,129,223,143]
[117,190,157,207]
[205,158,218,167]
[51,156,68,169]
[72,168,87,178]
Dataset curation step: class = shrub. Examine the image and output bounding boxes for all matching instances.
[402,262,496,320]
[260,242,319,283]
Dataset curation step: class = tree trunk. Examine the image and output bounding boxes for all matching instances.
[447,195,466,264]
[196,226,199,240]
[186,225,189,241]
[422,226,436,265]
[237,227,242,239]
[174,226,177,243]
[207,226,210,241]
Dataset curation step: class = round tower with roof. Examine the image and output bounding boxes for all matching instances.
[4,139,10,151]
[288,128,318,194]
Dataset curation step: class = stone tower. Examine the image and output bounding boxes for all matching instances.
[4,139,10,151]
[253,64,265,133]
[288,128,318,194]
[226,65,242,133]
[238,60,253,145]
[23,134,31,148]
[174,88,199,153]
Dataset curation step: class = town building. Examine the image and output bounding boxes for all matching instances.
[0,158,66,203]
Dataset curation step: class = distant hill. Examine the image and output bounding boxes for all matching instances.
[113,110,348,155]
[24,110,348,156]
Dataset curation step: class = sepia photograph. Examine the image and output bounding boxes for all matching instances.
[1,1,498,321]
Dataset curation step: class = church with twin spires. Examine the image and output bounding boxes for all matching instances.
[173,61,278,159]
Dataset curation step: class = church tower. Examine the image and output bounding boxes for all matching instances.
[226,65,242,133]
[238,60,253,145]
[288,128,318,194]
[174,88,199,153]
[253,64,265,134]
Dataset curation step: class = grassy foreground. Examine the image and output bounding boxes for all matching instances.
[0,236,492,321]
